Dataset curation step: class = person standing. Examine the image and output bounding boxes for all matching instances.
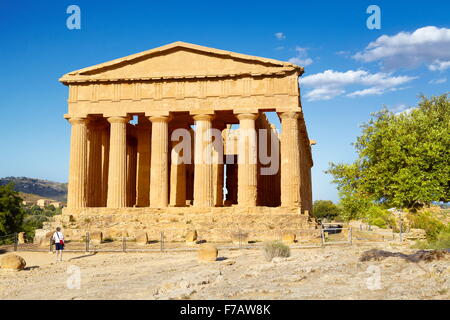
[52,227,65,262]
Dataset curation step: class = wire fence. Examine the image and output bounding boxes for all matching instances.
[0,224,410,254]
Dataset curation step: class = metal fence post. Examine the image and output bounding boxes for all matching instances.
[122,237,126,252]
[238,228,242,249]
[13,232,18,251]
[85,232,90,253]
[320,226,325,246]
[49,237,53,252]
[348,227,352,245]
[400,219,403,242]
[160,231,164,252]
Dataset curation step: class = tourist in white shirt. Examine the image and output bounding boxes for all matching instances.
[52,227,65,262]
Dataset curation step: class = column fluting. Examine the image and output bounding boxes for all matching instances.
[106,116,129,208]
[67,117,88,208]
[280,112,301,207]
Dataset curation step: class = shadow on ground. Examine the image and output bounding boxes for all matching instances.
[68,253,97,261]
[360,249,449,263]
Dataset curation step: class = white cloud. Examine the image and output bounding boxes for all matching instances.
[429,77,447,84]
[303,87,345,101]
[274,32,285,40]
[300,69,416,101]
[396,107,415,115]
[347,87,384,97]
[354,26,450,70]
[288,46,313,66]
[289,57,313,66]
[389,104,416,116]
[428,60,450,71]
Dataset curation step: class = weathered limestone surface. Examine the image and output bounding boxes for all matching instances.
[198,244,218,262]
[17,232,26,244]
[185,230,198,244]
[169,125,187,207]
[282,233,296,244]
[193,114,214,207]
[135,120,151,207]
[149,116,170,207]
[46,207,316,243]
[89,231,103,244]
[135,231,148,245]
[107,117,128,208]
[280,112,301,207]
[1,254,26,270]
[237,113,258,207]
[58,42,317,242]
[67,118,88,208]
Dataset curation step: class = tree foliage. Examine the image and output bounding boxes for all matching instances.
[0,183,25,237]
[327,94,450,211]
[312,200,340,221]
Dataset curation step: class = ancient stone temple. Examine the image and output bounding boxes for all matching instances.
[54,42,316,242]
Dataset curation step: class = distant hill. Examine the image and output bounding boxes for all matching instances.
[0,177,68,202]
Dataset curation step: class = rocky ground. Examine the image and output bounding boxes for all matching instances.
[0,243,449,300]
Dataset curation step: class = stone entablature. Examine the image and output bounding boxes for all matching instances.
[61,42,302,117]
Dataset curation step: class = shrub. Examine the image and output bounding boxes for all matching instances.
[263,241,291,261]
[433,228,450,249]
[415,226,450,250]
[22,214,49,240]
[409,211,445,241]
[313,200,341,221]
[367,206,396,229]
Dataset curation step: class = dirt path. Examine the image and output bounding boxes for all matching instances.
[0,244,449,300]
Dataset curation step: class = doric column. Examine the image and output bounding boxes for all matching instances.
[212,147,224,207]
[126,139,137,207]
[135,118,151,207]
[100,123,110,207]
[149,115,170,207]
[280,112,301,207]
[169,137,187,207]
[212,121,225,207]
[87,120,102,207]
[193,114,214,207]
[237,113,258,207]
[185,127,195,205]
[106,116,129,208]
[67,117,88,208]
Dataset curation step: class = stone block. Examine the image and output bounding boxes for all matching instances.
[17,232,26,244]
[185,230,198,244]
[135,232,148,245]
[38,231,54,248]
[89,231,103,244]
[198,244,218,262]
[282,233,296,244]
[1,254,26,271]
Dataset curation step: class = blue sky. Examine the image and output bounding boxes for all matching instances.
[0,0,449,202]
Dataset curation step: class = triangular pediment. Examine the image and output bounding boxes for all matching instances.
[60,42,302,84]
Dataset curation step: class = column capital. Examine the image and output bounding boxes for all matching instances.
[236,113,259,121]
[148,115,172,123]
[193,114,215,122]
[107,116,130,124]
[279,112,300,120]
[68,117,88,125]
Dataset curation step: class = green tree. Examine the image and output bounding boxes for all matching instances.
[327,94,450,211]
[0,183,25,237]
[312,200,340,221]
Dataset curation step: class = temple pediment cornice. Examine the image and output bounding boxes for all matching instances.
[59,41,303,85]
